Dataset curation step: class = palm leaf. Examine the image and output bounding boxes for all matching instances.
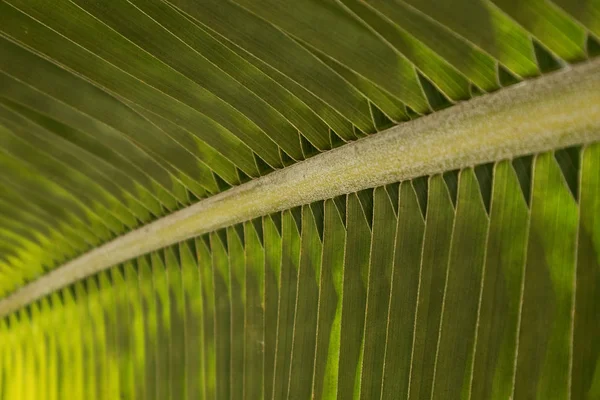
[0,0,599,399]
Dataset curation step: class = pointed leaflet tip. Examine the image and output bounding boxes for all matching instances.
[512,155,534,207]
[498,64,521,87]
[443,170,459,208]
[250,217,264,246]
[357,189,375,230]
[533,40,563,73]
[412,176,429,220]
[369,101,395,132]
[554,146,580,201]
[474,162,494,215]
[588,34,600,57]
[417,72,451,111]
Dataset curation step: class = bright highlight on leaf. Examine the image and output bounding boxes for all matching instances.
[0,0,599,399]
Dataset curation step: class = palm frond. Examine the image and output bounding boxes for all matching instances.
[0,0,599,398]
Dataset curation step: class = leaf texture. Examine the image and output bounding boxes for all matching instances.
[0,144,598,399]
[0,0,598,296]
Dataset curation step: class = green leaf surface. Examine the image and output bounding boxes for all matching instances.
[407,174,456,400]
[0,1,599,398]
[359,187,397,400]
[573,143,600,400]
[262,215,282,400]
[380,181,425,399]
[432,168,489,400]
[288,204,323,398]
[312,199,346,400]
[243,221,265,400]
[271,209,301,399]
[471,160,530,400]
[337,193,371,400]
[514,151,579,399]
[0,0,597,297]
